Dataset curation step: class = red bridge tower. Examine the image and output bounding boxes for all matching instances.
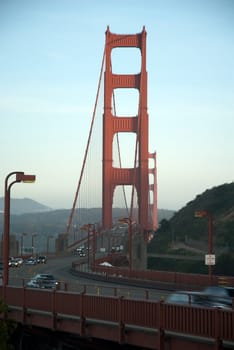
[102,27,157,232]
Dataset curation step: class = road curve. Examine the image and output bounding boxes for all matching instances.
[9,254,171,301]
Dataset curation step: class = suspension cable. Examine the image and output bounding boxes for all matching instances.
[66,47,106,236]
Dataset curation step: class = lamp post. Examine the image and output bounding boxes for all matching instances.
[92,227,97,268]
[47,235,53,255]
[3,171,36,286]
[20,233,27,256]
[194,210,214,285]
[31,233,38,256]
[80,224,96,271]
[118,217,133,273]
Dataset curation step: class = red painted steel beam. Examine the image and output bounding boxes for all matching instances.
[102,27,151,231]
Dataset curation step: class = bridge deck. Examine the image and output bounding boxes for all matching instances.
[1,286,233,350]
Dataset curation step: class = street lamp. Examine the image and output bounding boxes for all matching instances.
[31,233,38,256]
[20,233,27,255]
[47,235,54,255]
[3,171,36,286]
[80,224,96,270]
[194,210,214,285]
[118,217,133,273]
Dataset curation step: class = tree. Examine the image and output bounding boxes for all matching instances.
[0,299,17,350]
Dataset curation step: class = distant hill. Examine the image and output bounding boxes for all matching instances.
[0,197,175,219]
[0,199,174,235]
[0,197,51,215]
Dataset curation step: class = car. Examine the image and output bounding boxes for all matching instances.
[37,256,47,264]
[27,279,56,289]
[26,279,41,289]
[24,257,37,265]
[74,247,86,257]
[165,291,207,306]
[26,273,59,289]
[166,289,234,310]
[202,286,234,309]
[76,246,84,253]
[14,257,24,265]
[8,258,20,268]
[79,252,86,257]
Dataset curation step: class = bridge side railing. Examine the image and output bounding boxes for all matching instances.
[73,258,234,289]
[0,286,233,343]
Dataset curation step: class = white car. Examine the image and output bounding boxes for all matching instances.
[24,258,37,265]
[27,274,59,289]
[15,257,24,265]
[26,279,41,288]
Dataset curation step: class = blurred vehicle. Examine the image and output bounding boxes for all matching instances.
[166,289,233,309]
[24,257,37,265]
[37,256,47,264]
[26,279,41,288]
[165,291,206,306]
[202,286,234,309]
[75,246,84,253]
[14,257,24,265]
[27,273,59,289]
[99,261,113,267]
[9,257,20,268]
[75,247,86,256]
[0,261,3,279]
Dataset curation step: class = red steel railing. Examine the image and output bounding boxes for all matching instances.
[0,285,233,349]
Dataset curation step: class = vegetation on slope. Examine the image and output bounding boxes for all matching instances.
[0,300,17,349]
[148,182,234,276]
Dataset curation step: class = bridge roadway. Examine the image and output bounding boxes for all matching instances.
[2,254,234,350]
[9,254,170,300]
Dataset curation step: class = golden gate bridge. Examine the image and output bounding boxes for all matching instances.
[66,25,157,235]
[1,27,233,350]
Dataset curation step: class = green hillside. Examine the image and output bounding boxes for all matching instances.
[147,182,234,276]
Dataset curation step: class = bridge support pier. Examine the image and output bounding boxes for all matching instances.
[55,234,68,254]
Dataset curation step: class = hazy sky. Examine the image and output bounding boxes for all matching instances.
[0,0,233,211]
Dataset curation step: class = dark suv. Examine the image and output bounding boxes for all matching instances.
[37,256,47,264]
[203,286,234,309]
